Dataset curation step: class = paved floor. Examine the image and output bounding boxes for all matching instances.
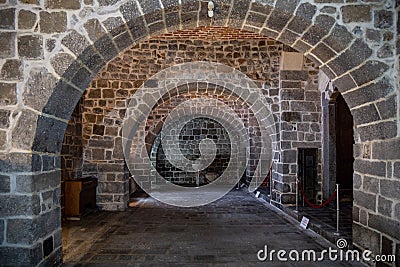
[62,189,364,266]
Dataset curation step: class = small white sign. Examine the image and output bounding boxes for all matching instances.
[300,216,310,229]
[255,191,260,198]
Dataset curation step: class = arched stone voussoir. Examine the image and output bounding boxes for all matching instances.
[32,115,68,154]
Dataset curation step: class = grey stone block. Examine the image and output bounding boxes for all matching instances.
[352,104,380,125]
[0,175,10,193]
[310,42,336,62]
[120,0,141,21]
[18,35,43,59]
[95,34,119,62]
[378,196,393,217]
[11,109,37,150]
[0,32,16,57]
[61,30,90,56]
[0,152,41,172]
[372,139,400,160]
[266,9,292,32]
[380,179,400,201]
[353,223,380,254]
[0,8,15,30]
[102,17,125,36]
[0,245,42,266]
[0,59,23,81]
[350,60,389,86]
[354,190,376,211]
[354,159,386,177]
[40,11,67,33]
[0,194,40,217]
[0,82,17,105]
[369,213,400,240]
[16,171,60,193]
[32,115,68,153]
[341,5,371,23]
[46,0,80,9]
[374,10,393,29]
[18,9,36,29]
[359,120,397,142]
[363,176,379,194]
[0,109,10,129]
[395,203,400,220]
[376,95,397,120]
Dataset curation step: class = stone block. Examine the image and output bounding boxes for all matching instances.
[94,34,119,62]
[0,109,10,129]
[0,194,40,217]
[50,53,74,76]
[280,89,304,100]
[286,17,310,35]
[380,179,400,201]
[378,196,392,217]
[341,5,371,23]
[16,171,60,193]
[78,46,105,74]
[11,109,38,150]
[310,42,335,63]
[353,173,362,190]
[0,245,42,266]
[0,83,17,105]
[0,59,23,81]
[42,80,83,120]
[363,176,379,194]
[354,190,376,211]
[40,11,67,33]
[18,35,43,59]
[344,78,394,109]
[85,18,106,42]
[358,121,397,142]
[102,17,125,36]
[281,112,301,122]
[377,43,394,58]
[32,116,68,153]
[0,8,15,30]
[0,32,16,57]
[45,0,80,9]
[354,159,386,177]
[22,67,56,111]
[374,10,393,29]
[369,213,400,241]
[328,39,372,76]
[372,139,400,160]
[302,15,335,46]
[120,0,141,21]
[61,30,90,56]
[18,9,36,29]
[266,9,292,33]
[113,31,133,51]
[353,223,380,254]
[350,61,389,86]
[351,104,380,125]
[395,203,400,220]
[0,175,10,193]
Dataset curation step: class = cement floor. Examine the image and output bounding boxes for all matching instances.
[62,189,365,266]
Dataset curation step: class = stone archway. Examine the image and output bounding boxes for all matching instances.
[0,1,398,265]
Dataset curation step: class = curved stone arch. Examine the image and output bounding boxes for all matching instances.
[32,0,396,157]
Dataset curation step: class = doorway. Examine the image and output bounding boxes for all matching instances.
[329,89,354,202]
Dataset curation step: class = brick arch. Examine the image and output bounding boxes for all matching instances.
[8,0,393,265]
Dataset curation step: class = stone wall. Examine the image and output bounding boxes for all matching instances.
[0,0,398,265]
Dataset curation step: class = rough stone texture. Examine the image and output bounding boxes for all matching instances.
[0,59,23,81]
[45,0,80,9]
[18,9,37,30]
[341,5,371,23]
[0,32,16,58]
[18,35,43,59]
[40,11,67,33]
[0,8,15,30]
[0,83,16,106]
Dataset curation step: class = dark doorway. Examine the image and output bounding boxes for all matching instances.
[329,89,354,202]
[298,148,318,204]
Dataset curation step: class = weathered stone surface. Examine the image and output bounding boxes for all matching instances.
[0,152,41,172]
[350,61,389,86]
[46,39,56,52]
[18,9,36,29]
[16,171,60,193]
[369,213,400,240]
[98,0,119,5]
[351,104,380,125]
[102,17,124,36]
[266,9,292,33]
[23,67,57,111]
[0,110,10,129]
[84,18,106,42]
[45,0,80,9]
[395,203,400,220]
[341,5,371,23]
[354,159,386,177]
[120,0,141,21]
[32,116,67,153]
[323,25,354,53]
[40,11,67,33]
[0,32,16,57]
[363,175,379,194]
[372,139,400,160]
[61,30,90,56]
[0,130,6,149]
[0,194,40,217]
[343,78,394,109]
[378,196,392,217]
[0,175,10,193]
[0,83,17,105]
[50,53,74,76]
[18,35,43,59]
[353,223,380,254]
[377,43,394,58]
[0,8,15,30]
[358,120,397,142]
[354,190,376,211]
[380,179,400,201]
[11,109,38,150]
[0,245,42,266]
[374,10,393,29]
[19,0,40,4]
[0,59,23,81]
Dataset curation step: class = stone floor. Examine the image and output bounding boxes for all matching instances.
[62,189,365,266]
